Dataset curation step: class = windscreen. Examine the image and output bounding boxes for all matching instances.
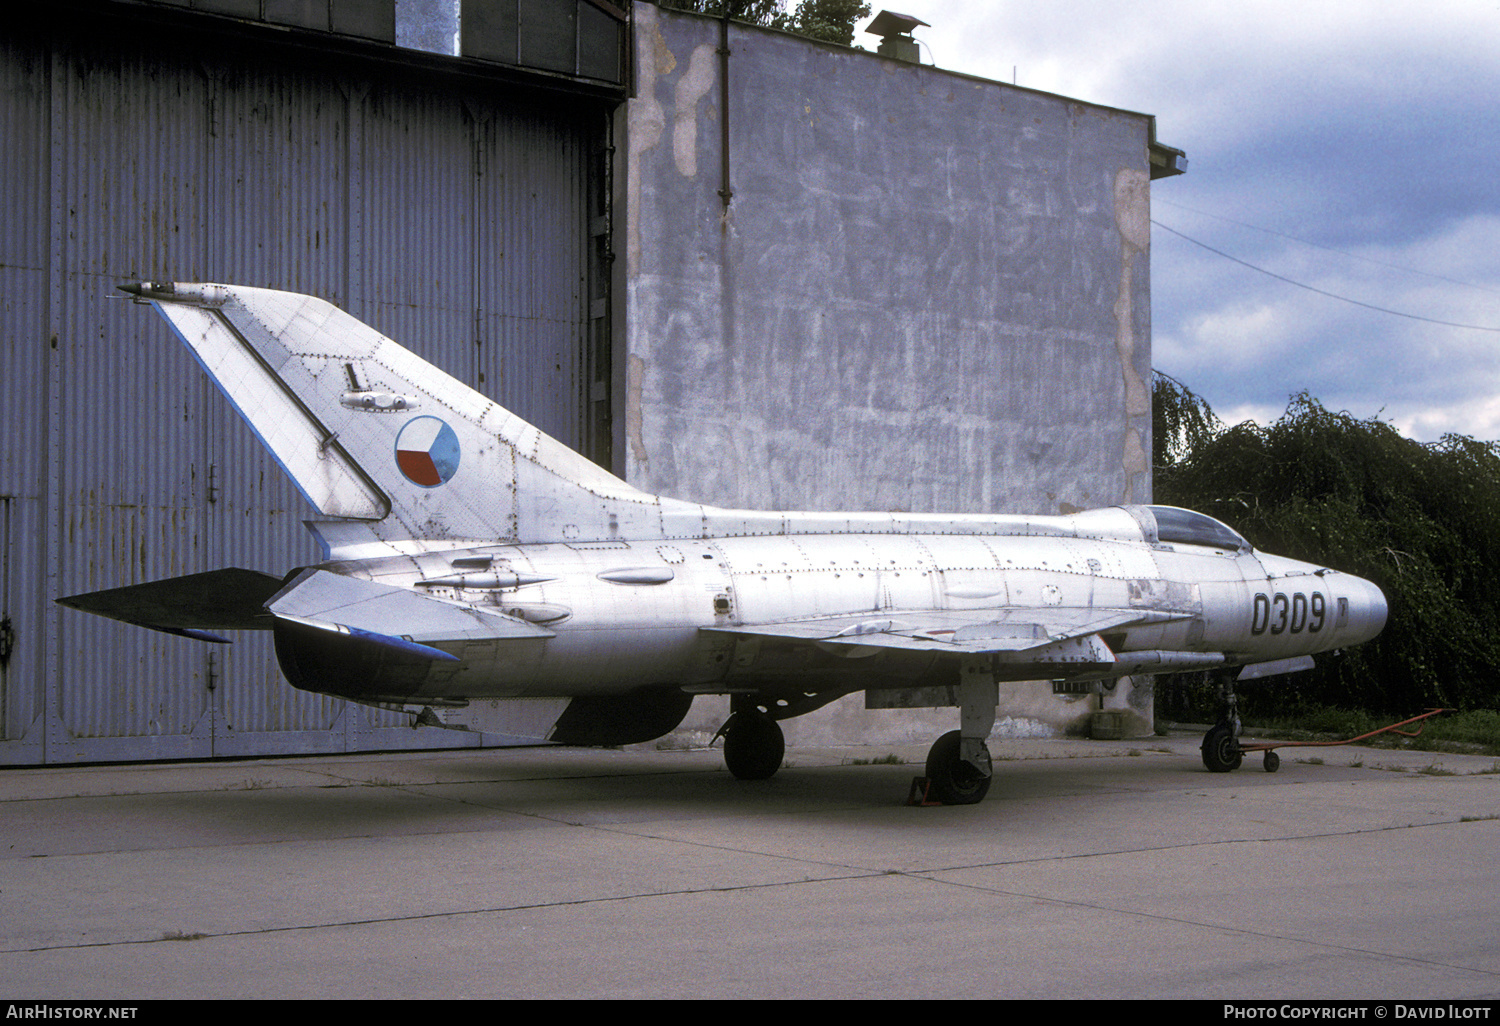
[1148,506,1249,552]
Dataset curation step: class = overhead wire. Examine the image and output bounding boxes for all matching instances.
[1155,197,1500,298]
[1150,219,1500,333]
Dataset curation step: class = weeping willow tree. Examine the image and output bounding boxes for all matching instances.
[1153,371,1221,471]
[1152,375,1500,716]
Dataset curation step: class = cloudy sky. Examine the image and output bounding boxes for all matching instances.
[857,1,1500,442]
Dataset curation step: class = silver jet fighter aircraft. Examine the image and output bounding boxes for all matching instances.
[60,283,1388,803]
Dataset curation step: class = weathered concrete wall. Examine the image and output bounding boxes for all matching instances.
[626,4,1153,518]
[625,4,1157,742]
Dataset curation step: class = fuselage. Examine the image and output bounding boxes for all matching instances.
[271,505,1388,703]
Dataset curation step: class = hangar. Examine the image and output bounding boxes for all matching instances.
[0,0,1184,764]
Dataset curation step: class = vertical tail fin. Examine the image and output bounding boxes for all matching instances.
[129,282,669,546]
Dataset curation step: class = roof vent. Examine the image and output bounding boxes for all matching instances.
[865,10,928,64]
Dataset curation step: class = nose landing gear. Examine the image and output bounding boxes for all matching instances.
[1199,670,1448,775]
[1201,670,1243,773]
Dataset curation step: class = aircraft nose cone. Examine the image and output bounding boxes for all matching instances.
[1347,575,1388,644]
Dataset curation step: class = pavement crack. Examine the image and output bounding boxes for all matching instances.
[902,869,1500,981]
[5,872,884,955]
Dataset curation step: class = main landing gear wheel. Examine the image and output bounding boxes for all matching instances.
[1201,722,1243,773]
[719,709,785,781]
[924,729,992,805]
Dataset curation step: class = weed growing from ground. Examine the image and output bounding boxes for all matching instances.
[847,753,905,766]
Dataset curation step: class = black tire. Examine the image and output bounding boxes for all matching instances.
[924,729,992,805]
[1263,750,1281,773]
[1201,723,1242,773]
[722,711,785,781]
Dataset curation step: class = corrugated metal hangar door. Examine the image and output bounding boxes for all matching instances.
[0,9,618,763]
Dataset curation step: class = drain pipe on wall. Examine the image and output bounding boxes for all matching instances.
[717,10,732,212]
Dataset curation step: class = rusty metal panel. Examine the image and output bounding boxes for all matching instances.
[476,106,591,449]
[47,33,217,760]
[359,88,593,453]
[359,84,478,384]
[198,53,356,749]
[0,14,609,764]
[0,27,49,761]
[203,61,351,301]
[0,495,45,761]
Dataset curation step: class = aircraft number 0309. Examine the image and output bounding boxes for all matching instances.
[1250,591,1327,636]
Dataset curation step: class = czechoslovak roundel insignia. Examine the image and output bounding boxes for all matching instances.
[395,416,460,488]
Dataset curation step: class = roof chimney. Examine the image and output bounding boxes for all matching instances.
[866,10,928,64]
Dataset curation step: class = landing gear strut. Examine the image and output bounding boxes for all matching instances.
[1201,670,1243,773]
[715,701,785,780]
[920,656,998,805]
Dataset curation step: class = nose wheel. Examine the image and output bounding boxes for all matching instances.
[1200,721,1243,772]
[715,706,785,780]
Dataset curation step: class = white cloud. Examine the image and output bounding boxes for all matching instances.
[1395,395,1500,443]
[1214,400,1287,430]
[1152,212,1500,441]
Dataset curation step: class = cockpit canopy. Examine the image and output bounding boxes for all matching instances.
[1147,506,1250,552]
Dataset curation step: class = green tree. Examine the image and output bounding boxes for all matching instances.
[1153,376,1500,715]
[787,0,872,45]
[659,0,791,26]
[658,0,872,46]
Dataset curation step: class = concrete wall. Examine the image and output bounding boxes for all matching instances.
[625,4,1153,518]
[624,4,1158,742]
